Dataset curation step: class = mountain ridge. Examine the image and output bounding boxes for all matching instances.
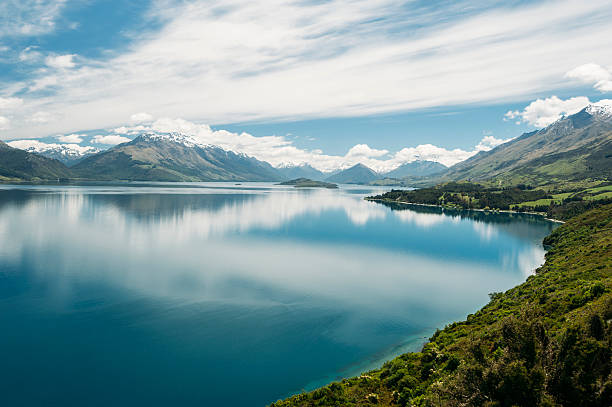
[325,163,380,184]
[71,133,284,181]
[0,140,72,181]
[438,103,612,186]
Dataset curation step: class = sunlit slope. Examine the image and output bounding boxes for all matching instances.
[72,133,283,181]
[443,105,612,186]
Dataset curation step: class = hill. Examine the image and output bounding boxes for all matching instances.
[384,160,447,178]
[272,203,612,407]
[443,101,612,186]
[277,164,326,181]
[71,133,283,181]
[325,163,380,184]
[0,141,71,181]
[278,178,338,188]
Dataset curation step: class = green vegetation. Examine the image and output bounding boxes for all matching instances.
[0,140,71,181]
[279,178,338,188]
[271,204,612,406]
[368,181,612,221]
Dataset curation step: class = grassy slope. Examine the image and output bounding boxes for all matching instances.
[271,204,612,407]
[369,181,612,221]
[442,111,612,187]
[0,141,71,181]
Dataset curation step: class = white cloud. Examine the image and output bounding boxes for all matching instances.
[6,0,612,138]
[29,75,58,92]
[346,144,389,158]
[130,112,154,124]
[28,111,55,124]
[0,1,67,38]
[0,97,23,110]
[92,135,132,145]
[45,54,76,69]
[56,134,84,143]
[0,116,9,130]
[475,135,511,151]
[112,117,513,171]
[503,110,519,121]
[513,96,590,128]
[18,46,42,62]
[566,63,612,92]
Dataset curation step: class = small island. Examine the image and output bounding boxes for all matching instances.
[278,178,338,189]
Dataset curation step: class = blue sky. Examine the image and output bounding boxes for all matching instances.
[1,0,611,171]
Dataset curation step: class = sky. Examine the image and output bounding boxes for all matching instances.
[1,0,611,172]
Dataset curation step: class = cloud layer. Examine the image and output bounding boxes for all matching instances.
[2,0,612,139]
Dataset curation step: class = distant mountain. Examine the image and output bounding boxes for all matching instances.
[384,160,447,178]
[71,133,283,181]
[276,163,326,180]
[444,101,612,186]
[0,141,71,181]
[7,141,99,166]
[325,163,380,184]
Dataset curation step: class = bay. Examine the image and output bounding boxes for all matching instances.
[0,183,557,406]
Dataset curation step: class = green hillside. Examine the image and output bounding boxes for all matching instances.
[271,204,612,407]
[0,141,71,181]
[442,108,612,187]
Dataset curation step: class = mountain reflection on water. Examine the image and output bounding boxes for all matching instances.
[0,183,557,406]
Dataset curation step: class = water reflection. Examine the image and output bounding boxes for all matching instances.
[0,184,557,406]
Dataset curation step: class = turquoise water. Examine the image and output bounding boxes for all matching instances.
[0,183,557,406]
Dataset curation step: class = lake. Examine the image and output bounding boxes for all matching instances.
[0,183,557,406]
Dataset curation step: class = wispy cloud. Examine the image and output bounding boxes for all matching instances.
[0,0,68,38]
[92,135,132,145]
[3,0,612,139]
[45,54,77,69]
[56,133,85,143]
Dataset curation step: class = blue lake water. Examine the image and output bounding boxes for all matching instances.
[0,183,557,406]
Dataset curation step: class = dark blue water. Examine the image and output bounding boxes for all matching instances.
[0,183,557,406]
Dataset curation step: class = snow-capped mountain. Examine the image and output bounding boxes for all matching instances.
[71,132,283,181]
[7,140,100,166]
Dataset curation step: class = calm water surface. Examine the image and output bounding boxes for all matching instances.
[0,183,557,406]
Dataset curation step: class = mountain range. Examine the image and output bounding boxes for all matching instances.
[1,102,611,185]
[72,133,282,181]
[6,141,100,166]
[440,101,612,185]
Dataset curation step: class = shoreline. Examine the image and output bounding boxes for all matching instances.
[365,197,565,223]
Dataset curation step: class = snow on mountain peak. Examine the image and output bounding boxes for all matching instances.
[7,140,99,157]
[585,99,612,118]
[140,132,214,149]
